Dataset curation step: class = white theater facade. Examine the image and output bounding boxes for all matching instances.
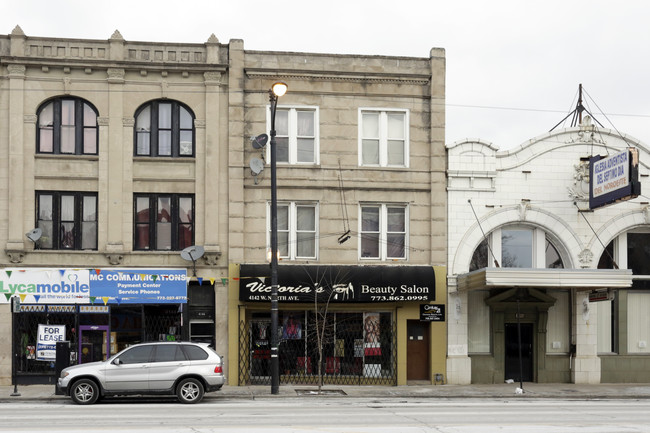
[446,117,650,384]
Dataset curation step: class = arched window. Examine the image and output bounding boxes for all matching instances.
[134,100,195,157]
[469,226,564,270]
[37,97,98,155]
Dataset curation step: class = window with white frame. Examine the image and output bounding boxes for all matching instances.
[359,109,408,167]
[469,226,565,269]
[268,202,318,259]
[268,106,318,164]
[359,204,407,260]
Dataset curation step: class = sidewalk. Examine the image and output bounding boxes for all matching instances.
[3,382,650,402]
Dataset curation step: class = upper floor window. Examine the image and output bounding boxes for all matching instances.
[37,98,98,155]
[269,106,319,164]
[135,100,195,157]
[469,226,564,270]
[36,191,97,250]
[359,109,409,167]
[268,202,318,260]
[134,193,194,251]
[359,204,407,260]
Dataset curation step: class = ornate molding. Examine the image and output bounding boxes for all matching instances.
[203,249,222,266]
[5,250,25,264]
[518,201,530,221]
[7,64,26,77]
[204,71,222,85]
[567,160,590,201]
[194,119,206,129]
[63,77,71,95]
[107,68,125,84]
[105,254,124,266]
[578,249,593,268]
[24,114,37,124]
[122,117,135,127]
[97,116,110,126]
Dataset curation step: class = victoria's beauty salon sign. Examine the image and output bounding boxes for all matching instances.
[239,265,435,303]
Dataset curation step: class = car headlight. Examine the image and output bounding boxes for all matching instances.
[60,371,69,379]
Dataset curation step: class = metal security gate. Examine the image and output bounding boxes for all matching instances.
[238,311,397,386]
[13,305,77,384]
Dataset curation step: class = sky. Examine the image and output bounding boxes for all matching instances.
[3,0,650,150]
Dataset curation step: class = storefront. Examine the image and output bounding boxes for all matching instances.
[228,263,447,386]
[2,268,189,384]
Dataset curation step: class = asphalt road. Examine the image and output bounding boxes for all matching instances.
[2,397,650,432]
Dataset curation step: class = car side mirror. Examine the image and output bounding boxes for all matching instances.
[112,357,122,365]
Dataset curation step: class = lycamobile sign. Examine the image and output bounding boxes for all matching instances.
[0,269,89,304]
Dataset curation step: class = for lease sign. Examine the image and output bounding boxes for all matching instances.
[36,324,66,361]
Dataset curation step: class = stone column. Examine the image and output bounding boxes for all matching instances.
[202,71,222,263]
[6,64,26,252]
[572,291,601,383]
[446,290,472,384]
[104,68,126,255]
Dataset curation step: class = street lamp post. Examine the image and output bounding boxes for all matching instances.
[268,81,287,394]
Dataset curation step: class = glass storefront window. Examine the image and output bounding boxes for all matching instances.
[245,310,395,385]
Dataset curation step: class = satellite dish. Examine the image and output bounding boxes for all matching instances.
[181,245,204,261]
[251,134,268,149]
[26,228,42,243]
[250,158,265,175]
[180,246,204,277]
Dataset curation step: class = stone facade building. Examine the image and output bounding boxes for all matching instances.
[447,117,650,384]
[0,26,447,386]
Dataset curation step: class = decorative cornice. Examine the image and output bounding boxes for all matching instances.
[245,68,430,85]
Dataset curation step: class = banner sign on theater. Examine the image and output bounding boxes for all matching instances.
[0,268,187,304]
[239,264,435,303]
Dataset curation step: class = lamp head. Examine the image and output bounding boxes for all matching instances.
[271,81,288,97]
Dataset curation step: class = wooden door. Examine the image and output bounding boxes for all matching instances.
[407,320,429,381]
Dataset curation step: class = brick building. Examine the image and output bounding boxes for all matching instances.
[0,26,447,386]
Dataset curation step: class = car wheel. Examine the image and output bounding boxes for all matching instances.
[177,378,204,404]
[70,379,100,405]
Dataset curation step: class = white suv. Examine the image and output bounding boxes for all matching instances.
[57,342,225,404]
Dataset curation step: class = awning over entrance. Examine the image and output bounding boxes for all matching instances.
[456,268,633,291]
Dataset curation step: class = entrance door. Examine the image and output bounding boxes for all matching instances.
[407,320,429,381]
[504,323,533,382]
[79,325,110,364]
